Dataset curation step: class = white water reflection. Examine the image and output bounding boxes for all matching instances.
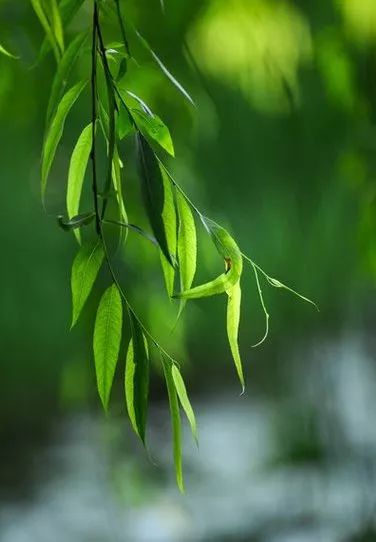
[1,331,376,541]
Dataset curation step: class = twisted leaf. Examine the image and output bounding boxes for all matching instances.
[93,284,123,411]
[226,281,244,392]
[125,313,149,443]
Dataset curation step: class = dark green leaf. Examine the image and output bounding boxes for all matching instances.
[136,133,173,265]
[117,104,133,140]
[132,108,174,156]
[171,364,198,444]
[30,0,60,61]
[42,80,87,200]
[47,31,88,122]
[93,284,123,411]
[125,313,149,443]
[58,211,94,230]
[71,239,104,327]
[162,358,184,492]
[226,281,245,392]
[66,123,92,243]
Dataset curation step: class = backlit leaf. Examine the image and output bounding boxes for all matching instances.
[47,31,88,122]
[0,42,18,59]
[162,358,184,492]
[93,284,123,411]
[125,313,149,443]
[71,239,104,327]
[67,123,92,243]
[136,30,195,106]
[42,80,86,200]
[176,191,196,316]
[171,364,198,444]
[136,133,173,265]
[132,108,174,156]
[226,281,245,392]
[30,0,60,61]
[160,171,177,297]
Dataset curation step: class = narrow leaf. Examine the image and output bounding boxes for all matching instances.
[71,239,104,327]
[58,211,94,230]
[117,104,133,140]
[125,313,149,443]
[42,80,86,200]
[30,0,60,61]
[136,133,173,265]
[162,358,184,492]
[176,191,196,316]
[0,42,19,59]
[93,284,123,411]
[47,31,88,122]
[174,220,242,300]
[66,123,92,243]
[160,171,177,297]
[226,281,245,392]
[112,146,129,248]
[135,30,195,106]
[172,364,198,444]
[49,0,65,53]
[132,108,174,157]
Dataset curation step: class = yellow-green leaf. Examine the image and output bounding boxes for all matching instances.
[162,358,184,492]
[93,284,123,411]
[30,0,60,61]
[132,108,174,157]
[0,42,18,59]
[160,171,177,297]
[171,364,198,444]
[226,281,245,392]
[125,313,149,443]
[67,123,92,244]
[71,239,104,327]
[42,80,86,200]
[176,191,196,316]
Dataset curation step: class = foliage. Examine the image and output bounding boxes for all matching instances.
[0,0,317,491]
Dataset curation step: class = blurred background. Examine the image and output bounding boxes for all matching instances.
[1,0,376,540]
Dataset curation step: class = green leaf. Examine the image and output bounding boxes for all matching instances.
[41,80,86,200]
[226,281,245,392]
[135,30,195,106]
[136,133,174,265]
[71,239,104,327]
[47,31,88,122]
[30,0,60,61]
[132,109,174,157]
[161,358,184,492]
[93,284,123,411]
[117,104,133,140]
[58,211,94,230]
[125,313,149,443]
[66,123,92,243]
[48,0,65,54]
[0,42,19,59]
[37,0,86,63]
[112,146,129,248]
[160,171,177,297]
[171,364,198,444]
[176,191,196,316]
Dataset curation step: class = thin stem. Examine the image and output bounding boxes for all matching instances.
[90,1,101,234]
[114,0,131,57]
